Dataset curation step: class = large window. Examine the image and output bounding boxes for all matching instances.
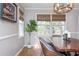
[37,21,65,37]
[37,14,65,39]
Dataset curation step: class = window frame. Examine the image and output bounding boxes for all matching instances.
[36,13,66,38]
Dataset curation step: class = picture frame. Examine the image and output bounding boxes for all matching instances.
[19,8,24,21]
[2,3,17,22]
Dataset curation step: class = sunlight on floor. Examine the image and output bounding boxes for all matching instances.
[34,43,41,49]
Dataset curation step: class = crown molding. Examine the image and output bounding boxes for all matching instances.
[25,7,79,10]
[25,8,53,10]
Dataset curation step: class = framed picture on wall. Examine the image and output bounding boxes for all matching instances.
[19,8,24,21]
[2,3,17,22]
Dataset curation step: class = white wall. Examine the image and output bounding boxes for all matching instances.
[24,8,79,46]
[0,4,24,56]
[66,9,79,38]
[76,10,79,39]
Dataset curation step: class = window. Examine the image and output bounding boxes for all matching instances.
[37,14,65,40]
[37,21,65,37]
[19,20,24,38]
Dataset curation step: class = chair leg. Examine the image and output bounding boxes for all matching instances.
[74,52,79,56]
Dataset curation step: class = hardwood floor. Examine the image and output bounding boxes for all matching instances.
[18,43,43,56]
[18,42,61,56]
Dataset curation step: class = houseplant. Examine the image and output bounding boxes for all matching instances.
[25,20,37,48]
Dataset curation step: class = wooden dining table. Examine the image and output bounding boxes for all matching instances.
[54,38,79,55]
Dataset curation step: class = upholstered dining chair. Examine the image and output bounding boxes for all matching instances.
[39,37,64,56]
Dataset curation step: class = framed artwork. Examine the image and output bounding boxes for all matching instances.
[2,3,17,22]
[19,8,24,21]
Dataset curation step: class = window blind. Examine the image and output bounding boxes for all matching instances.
[37,14,50,21]
[37,14,65,21]
[52,15,65,21]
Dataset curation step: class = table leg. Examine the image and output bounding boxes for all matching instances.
[74,52,79,56]
[60,52,71,56]
[65,52,71,56]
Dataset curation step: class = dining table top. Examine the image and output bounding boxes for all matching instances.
[55,38,79,52]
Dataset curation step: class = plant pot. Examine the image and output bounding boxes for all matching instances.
[26,45,33,48]
[25,32,37,48]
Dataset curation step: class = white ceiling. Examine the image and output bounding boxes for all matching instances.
[20,3,79,9]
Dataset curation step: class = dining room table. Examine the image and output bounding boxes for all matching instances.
[54,38,79,56]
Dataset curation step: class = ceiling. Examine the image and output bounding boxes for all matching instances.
[20,3,79,9]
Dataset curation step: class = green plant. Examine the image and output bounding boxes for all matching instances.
[25,20,37,32]
[25,20,37,45]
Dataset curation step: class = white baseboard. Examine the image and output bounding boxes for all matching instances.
[24,45,28,47]
[24,45,33,47]
[15,46,24,56]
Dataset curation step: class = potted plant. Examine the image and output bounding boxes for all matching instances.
[25,20,37,48]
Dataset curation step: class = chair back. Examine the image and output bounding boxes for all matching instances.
[39,37,60,56]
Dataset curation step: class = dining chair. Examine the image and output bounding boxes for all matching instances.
[39,37,64,56]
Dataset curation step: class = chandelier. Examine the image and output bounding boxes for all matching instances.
[54,3,74,14]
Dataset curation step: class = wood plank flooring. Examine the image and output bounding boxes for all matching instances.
[18,43,43,56]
